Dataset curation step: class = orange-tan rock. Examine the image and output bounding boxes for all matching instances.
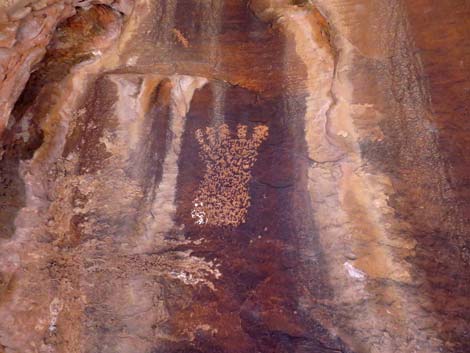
[0,1,468,352]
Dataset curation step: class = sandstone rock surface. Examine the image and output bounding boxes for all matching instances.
[0,1,468,352]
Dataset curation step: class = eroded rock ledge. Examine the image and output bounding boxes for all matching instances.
[0,1,468,353]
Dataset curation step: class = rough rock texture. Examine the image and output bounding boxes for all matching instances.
[0,0,468,353]
[0,0,132,135]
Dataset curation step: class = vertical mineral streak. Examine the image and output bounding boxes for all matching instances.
[198,0,226,125]
[142,75,208,247]
[250,1,441,352]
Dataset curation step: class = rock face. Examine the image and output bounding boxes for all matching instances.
[0,1,468,353]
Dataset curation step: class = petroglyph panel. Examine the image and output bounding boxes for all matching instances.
[192,123,268,226]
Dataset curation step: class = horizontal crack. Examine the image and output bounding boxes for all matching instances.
[253,178,295,189]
